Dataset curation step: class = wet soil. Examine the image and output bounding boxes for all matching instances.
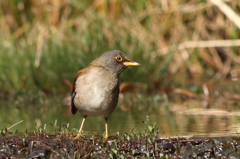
[0,133,240,158]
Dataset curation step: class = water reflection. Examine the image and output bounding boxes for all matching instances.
[1,97,240,137]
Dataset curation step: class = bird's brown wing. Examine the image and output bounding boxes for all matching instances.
[71,69,87,115]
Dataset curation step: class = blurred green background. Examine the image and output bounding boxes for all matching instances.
[1,0,240,101]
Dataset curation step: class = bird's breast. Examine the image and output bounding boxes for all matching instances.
[73,68,119,116]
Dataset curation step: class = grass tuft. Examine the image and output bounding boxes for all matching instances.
[0,0,240,99]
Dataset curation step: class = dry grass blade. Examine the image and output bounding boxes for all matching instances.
[174,88,201,98]
[160,40,240,54]
[210,0,240,29]
[7,120,24,130]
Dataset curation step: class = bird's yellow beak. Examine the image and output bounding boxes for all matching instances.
[123,61,140,66]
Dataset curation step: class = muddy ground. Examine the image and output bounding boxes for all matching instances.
[0,132,240,159]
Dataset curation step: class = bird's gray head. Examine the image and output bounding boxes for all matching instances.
[90,50,140,75]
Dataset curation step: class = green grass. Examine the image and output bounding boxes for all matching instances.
[1,0,240,99]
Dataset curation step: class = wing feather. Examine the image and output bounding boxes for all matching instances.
[71,69,87,115]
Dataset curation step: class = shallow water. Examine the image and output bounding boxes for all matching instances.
[1,94,240,137]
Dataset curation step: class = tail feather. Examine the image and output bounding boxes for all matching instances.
[71,92,77,115]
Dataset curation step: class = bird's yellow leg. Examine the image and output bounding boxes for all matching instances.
[104,118,108,139]
[72,115,87,140]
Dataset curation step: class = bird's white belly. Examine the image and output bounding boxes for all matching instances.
[75,90,107,116]
[74,71,117,116]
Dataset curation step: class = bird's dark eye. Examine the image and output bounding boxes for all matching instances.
[115,55,123,62]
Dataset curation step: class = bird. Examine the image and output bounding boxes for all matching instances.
[71,50,140,139]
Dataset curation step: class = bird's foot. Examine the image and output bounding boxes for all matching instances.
[103,134,108,140]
